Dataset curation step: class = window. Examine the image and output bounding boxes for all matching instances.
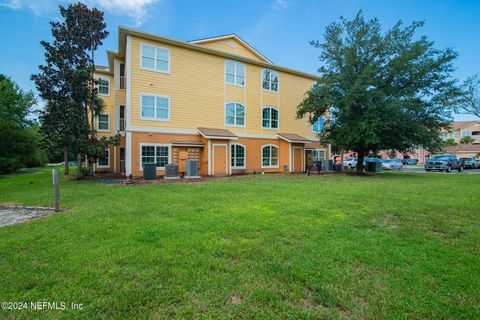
[451,132,458,139]
[225,102,245,127]
[462,131,471,137]
[119,105,125,132]
[262,107,279,129]
[262,145,279,167]
[119,63,125,89]
[262,69,279,91]
[141,44,170,73]
[312,117,325,133]
[97,149,109,168]
[231,144,246,168]
[98,113,109,131]
[225,60,245,86]
[98,77,109,95]
[141,145,170,169]
[141,95,169,120]
[312,149,326,161]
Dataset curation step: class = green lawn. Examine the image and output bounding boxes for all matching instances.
[0,170,479,319]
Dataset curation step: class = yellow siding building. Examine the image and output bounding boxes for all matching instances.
[94,27,330,178]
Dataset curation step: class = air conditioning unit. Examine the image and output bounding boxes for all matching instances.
[185,160,200,178]
[164,163,180,179]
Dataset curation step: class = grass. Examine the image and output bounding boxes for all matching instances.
[0,169,479,319]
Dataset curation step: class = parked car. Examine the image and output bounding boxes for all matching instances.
[382,159,403,170]
[425,155,464,172]
[343,157,357,169]
[401,158,419,165]
[363,158,383,165]
[458,157,480,169]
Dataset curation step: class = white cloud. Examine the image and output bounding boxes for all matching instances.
[0,0,160,26]
[272,0,289,11]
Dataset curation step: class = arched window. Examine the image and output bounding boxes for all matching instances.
[225,102,245,127]
[312,117,325,133]
[231,143,246,168]
[262,145,279,167]
[262,107,279,129]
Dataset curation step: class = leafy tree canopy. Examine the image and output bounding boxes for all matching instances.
[297,11,460,170]
[455,73,480,119]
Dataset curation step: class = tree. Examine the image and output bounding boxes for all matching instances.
[32,2,117,176]
[459,136,475,145]
[297,11,460,172]
[455,73,480,118]
[0,75,41,173]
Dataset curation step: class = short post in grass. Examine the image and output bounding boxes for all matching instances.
[52,169,60,212]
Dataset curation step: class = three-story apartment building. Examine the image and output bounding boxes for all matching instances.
[94,27,329,178]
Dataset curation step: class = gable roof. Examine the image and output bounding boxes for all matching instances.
[189,34,272,64]
[277,133,312,143]
[198,127,238,139]
[451,121,480,131]
[115,26,318,80]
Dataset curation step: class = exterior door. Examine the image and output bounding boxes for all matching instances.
[120,148,125,175]
[293,147,303,173]
[213,145,227,176]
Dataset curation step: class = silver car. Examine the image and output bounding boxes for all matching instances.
[382,159,403,170]
[343,157,357,169]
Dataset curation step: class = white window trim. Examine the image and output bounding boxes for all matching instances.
[231,142,246,169]
[140,43,171,74]
[310,148,327,161]
[98,77,110,96]
[261,69,279,93]
[225,60,246,87]
[312,117,325,133]
[261,144,279,168]
[140,93,170,122]
[225,101,246,128]
[97,113,110,132]
[261,107,280,130]
[139,143,171,171]
[96,148,110,168]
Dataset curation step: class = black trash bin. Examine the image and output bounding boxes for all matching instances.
[143,163,157,180]
[333,163,342,172]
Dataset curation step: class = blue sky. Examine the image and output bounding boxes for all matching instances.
[1,0,479,120]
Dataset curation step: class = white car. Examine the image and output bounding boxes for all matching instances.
[381,159,403,170]
[343,157,357,169]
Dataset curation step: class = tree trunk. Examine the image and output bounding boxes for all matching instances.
[356,150,365,173]
[63,145,69,175]
[88,157,95,176]
[76,153,82,178]
[340,149,345,171]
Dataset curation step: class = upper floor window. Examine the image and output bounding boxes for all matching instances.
[262,145,279,168]
[262,107,278,129]
[225,60,245,86]
[141,145,169,169]
[312,117,325,133]
[462,131,471,137]
[141,94,169,121]
[262,69,279,91]
[141,44,170,73]
[119,105,125,132]
[231,143,246,168]
[98,113,109,131]
[451,132,458,139]
[225,102,245,127]
[98,77,109,96]
[119,63,125,89]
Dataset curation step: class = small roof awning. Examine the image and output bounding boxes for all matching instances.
[277,133,312,144]
[198,127,238,140]
[171,140,205,147]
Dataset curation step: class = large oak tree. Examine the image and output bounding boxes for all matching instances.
[297,12,460,171]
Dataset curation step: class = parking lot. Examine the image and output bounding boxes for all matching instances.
[402,166,480,174]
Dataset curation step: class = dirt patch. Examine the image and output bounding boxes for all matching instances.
[0,205,62,227]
